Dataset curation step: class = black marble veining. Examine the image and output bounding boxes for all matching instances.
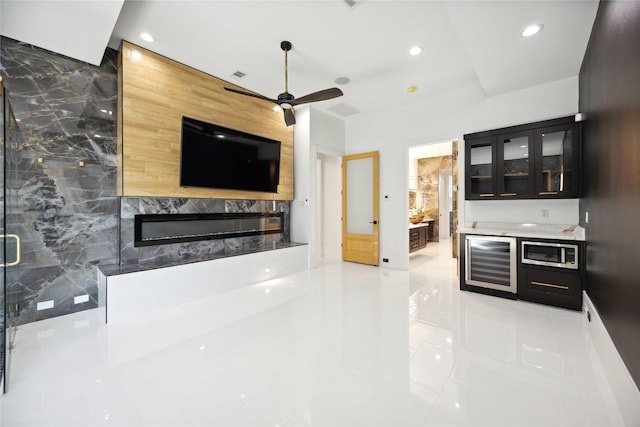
[1,37,119,325]
[120,197,290,266]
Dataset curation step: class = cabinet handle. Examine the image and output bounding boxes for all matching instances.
[500,193,517,196]
[539,191,559,195]
[531,281,569,290]
[479,193,495,197]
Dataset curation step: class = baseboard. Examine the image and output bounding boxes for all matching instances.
[584,292,640,426]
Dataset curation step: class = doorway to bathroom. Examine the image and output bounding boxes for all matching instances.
[408,140,459,260]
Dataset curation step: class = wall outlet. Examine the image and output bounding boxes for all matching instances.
[541,209,549,219]
[585,211,589,224]
[74,294,90,304]
[37,300,54,311]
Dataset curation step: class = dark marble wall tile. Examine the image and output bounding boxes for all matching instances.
[1,37,119,325]
[120,197,290,266]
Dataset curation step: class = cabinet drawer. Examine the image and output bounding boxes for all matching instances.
[518,266,582,310]
[410,229,419,239]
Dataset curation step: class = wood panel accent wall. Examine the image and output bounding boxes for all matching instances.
[579,0,640,388]
[117,41,294,200]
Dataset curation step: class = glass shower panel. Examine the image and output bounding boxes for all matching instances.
[2,84,24,392]
[1,82,5,390]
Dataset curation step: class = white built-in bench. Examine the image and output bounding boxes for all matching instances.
[98,243,308,323]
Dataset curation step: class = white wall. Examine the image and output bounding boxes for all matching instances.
[346,77,580,270]
[316,153,342,264]
[291,108,312,246]
[464,199,579,225]
[291,107,345,267]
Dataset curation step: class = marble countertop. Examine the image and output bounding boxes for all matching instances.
[458,222,585,241]
[409,219,434,229]
[99,241,308,276]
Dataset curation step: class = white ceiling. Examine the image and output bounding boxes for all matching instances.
[1,0,599,120]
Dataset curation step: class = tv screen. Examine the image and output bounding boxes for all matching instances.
[180,116,281,193]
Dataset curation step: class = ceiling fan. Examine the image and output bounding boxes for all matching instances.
[224,41,343,126]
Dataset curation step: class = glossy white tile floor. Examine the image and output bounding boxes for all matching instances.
[1,241,626,426]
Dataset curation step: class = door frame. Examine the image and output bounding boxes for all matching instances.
[407,140,460,261]
[312,146,343,267]
[439,170,453,239]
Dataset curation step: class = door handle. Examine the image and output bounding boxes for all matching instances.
[1,234,21,267]
[370,220,378,224]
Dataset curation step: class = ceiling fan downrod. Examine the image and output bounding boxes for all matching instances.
[281,40,292,94]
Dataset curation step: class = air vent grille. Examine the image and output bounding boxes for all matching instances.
[327,102,360,117]
[342,0,366,10]
[231,70,246,79]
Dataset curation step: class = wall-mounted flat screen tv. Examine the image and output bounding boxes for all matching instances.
[180,116,281,193]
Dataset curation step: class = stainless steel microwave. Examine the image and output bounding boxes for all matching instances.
[521,241,578,270]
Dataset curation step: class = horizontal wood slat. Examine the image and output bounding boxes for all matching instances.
[118,41,294,200]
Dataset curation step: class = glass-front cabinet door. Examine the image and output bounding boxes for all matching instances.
[466,137,496,199]
[497,132,533,198]
[534,123,581,198]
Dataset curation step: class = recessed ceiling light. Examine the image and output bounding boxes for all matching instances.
[140,32,155,42]
[409,46,423,56]
[335,76,350,85]
[521,24,543,37]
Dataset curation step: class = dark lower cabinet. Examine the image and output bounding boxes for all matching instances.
[409,225,428,253]
[518,266,583,311]
[425,221,434,241]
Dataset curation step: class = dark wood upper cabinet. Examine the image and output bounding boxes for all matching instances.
[465,116,581,200]
[533,122,582,198]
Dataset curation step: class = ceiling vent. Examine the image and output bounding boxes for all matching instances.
[231,70,246,80]
[327,102,360,117]
[342,0,366,10]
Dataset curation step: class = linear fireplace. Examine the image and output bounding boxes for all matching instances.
[134,212,283,247]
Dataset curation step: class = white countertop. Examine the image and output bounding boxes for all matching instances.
[409,219,434,229]
[458,222,585,241]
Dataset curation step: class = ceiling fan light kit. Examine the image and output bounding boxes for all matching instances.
[224,41,343,126]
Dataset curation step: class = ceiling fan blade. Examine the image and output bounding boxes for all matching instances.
[284,109,296,126]
[290,88,343,106]
[224,87,276,103]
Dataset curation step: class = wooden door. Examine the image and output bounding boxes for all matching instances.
[342,151,379,266]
